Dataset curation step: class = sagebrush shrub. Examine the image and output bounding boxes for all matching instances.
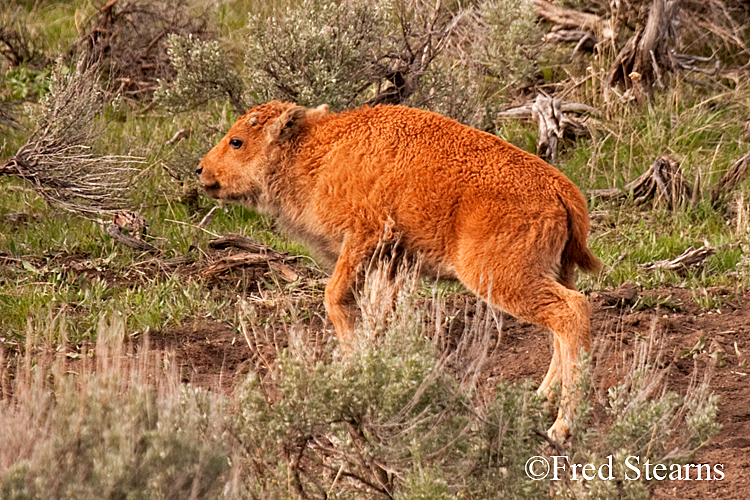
[155,33,247,114]
[474,0,543,87]
[0,320,229,500]
[156,0,545,131]
[245,0,388,110]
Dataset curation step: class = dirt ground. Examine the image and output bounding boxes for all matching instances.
[150,282,750,499]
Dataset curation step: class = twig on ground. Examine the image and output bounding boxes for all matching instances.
[640,245,717,272]
[202,233,301,282]
[106,224,159,253]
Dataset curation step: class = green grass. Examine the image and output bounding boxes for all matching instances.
[0,86,314,347]
[1,1,94,56]
[0,259,236,346]
[495,81,748,292]
[581,203,742,289]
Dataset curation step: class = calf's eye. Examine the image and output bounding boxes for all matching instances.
[229,138,243,149]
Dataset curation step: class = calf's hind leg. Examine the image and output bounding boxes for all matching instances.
[537,259,581,400]
[461,268,592,441]
[537,336,560,400]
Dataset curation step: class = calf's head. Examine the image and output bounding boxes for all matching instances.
[196,100,311,205]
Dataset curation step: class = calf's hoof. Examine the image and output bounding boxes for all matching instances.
[546,418,570,443]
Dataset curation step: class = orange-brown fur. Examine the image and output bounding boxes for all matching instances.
[197,101,602,440]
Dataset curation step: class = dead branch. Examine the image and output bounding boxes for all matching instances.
[588,187,626,201]
[590,155,694,209]
[640,245,716,272]
[73,0,212,99]
[710,150,750,208]
[209,233,284,256]
[365,0,461,107]
[533,0,614,57]
[201,252,271,274]
[107,224,158,253]
[628,155,692,207]
[671,52,720,75]
[203,233,300,282]
[497,100,599,119]
[532,94,563,163]
[533,0,611,38]
[543,29,598,53]
[197,205,219,229]
[201,252,300,282]
[499,94,593,163]
[165,126,190,146]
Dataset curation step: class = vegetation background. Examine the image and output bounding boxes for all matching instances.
[1,0,748,498]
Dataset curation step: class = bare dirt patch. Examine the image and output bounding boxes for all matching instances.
[147,319,246,390]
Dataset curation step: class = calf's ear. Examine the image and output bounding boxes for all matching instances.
[267,106,306,144]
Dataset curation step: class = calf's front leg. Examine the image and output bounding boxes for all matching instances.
[324,232,378,348]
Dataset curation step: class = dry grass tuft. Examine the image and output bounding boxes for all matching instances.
[1,56,143,216]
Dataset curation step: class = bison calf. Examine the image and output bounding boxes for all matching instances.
[197,100,601,440]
